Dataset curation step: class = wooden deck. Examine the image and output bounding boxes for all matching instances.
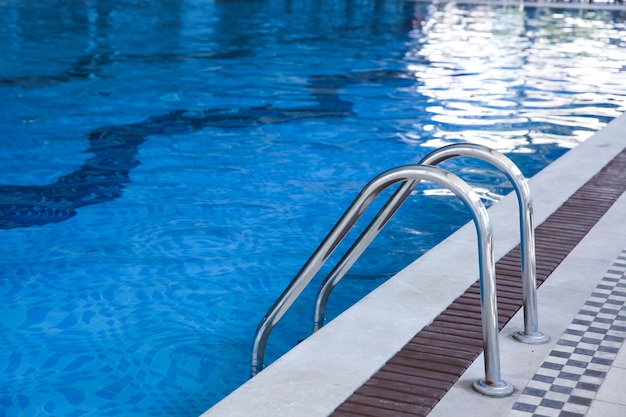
[329,147,626,417]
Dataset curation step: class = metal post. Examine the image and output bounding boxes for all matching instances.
[419,144,548,344]
[313,143,548,344]
[251,165,513,397]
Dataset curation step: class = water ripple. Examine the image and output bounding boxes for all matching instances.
[404,4,626,156]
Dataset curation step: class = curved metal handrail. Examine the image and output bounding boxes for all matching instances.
[251,164,513,397]
[313,143,548,344]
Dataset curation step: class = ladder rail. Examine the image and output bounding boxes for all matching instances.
[421,144,547,343]
[251,164,513,396]
[313,143,548,344]
[312,179,417,332]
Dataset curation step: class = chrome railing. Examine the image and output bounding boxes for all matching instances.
[313,144,548,344]
[251,164,514,397]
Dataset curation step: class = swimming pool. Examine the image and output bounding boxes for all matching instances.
[1,1,625,416]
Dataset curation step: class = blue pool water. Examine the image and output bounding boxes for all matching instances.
[1,0,626,415]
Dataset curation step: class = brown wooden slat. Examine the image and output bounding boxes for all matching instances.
[329,146,626,417]
[401,343,478,361]
[373,371,454,393]
[368,375,452,396]
[355,385,440,408]
[333,401,421,417]
[387,356,466,374]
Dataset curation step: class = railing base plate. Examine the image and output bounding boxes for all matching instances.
[472,378,514,397]
[512,330,550,345]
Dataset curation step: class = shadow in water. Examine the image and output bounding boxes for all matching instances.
[0,69,412,229]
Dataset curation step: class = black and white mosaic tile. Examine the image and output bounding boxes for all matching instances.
[510,248,626,417]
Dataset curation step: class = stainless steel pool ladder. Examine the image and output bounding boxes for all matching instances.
[251,163,514,397]
[314,144,549,345]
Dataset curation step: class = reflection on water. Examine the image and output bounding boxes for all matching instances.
[405,4,626,154]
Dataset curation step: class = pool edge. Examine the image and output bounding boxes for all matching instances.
[199,112,626,417]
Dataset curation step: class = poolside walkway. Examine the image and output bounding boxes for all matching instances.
[330,129,626,417]
[200,113,626,417]
[426,204,626,417]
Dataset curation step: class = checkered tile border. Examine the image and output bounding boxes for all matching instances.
[510,248,626,417]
